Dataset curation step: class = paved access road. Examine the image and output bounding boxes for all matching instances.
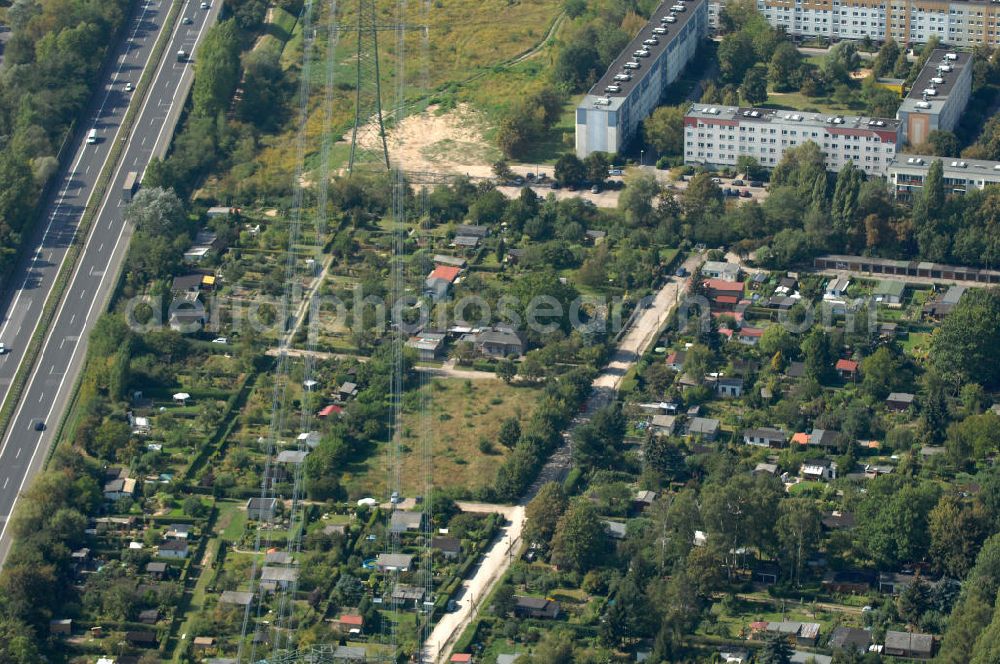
[425,253,705,663]
[0,0,221,565]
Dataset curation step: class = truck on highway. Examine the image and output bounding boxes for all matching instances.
[123,171,139,202]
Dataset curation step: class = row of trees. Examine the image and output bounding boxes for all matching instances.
[0,0,133,277]
[145,0,293,199]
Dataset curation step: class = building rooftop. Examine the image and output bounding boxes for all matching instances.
[584,0,705,111]
[889,153,1000,175]
[686,104,900,133]
[899,49,971,116]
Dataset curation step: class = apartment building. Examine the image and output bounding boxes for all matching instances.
[575,0,708,158]
[753,0,1000,47]
[887,154,1000,199]
[684,105,902,175]
[896,49,972,145]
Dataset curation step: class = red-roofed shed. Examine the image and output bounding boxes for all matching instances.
[429,265,461,283]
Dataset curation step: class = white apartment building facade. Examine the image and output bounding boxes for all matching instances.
[887,154,1000,199]
[743,0,1000,47]
[575,0,708,157]
[684,105,902,175]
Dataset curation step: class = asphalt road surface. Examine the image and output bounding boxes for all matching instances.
[0,0,220,565]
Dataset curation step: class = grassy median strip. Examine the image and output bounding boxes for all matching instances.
[0,0,183,446]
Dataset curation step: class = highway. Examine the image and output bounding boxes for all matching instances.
[0,0,220,565]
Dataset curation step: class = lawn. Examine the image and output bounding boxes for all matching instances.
[343,377,543,497]
[762,90,862,117]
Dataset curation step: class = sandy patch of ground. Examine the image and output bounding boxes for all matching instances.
[358,103,501,178]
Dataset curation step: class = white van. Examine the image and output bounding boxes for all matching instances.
[87,129,98,144]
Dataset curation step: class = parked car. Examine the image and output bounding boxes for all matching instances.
[591,184,601,194]
[676,267,689,277]
[711,177,722,184]
[732,179,744,186]
[749,180,763,187]
[740,189,752,198]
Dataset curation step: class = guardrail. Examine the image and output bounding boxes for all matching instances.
[0,0,184,447]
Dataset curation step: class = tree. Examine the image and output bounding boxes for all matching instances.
[521,630,575,664]
[584,152,610,184]
[718,31,757,84]
[918,129,959,157]
[182,496,205,518]
[550,499,608,571]
[498,416,521,448]
[801,328,834,383]
[643,105,686,155]
[861,346,904,400]
[769,42,802,91]
[492,582,516,616]
[873,39,901,77]
[929,493,988,578]
[898,576,931,624]
[428,492,460,525]
[601,574,654,647]
[495,358,516,384]
[238,48,286,129]
[492,159,514,181]
[0,617,42,664]
[554,153,587,187]
[759,325,797,358]
[946,412,1000,466]
[856,476,941,567]
[777,498,821,586]
[831,160,863,241]
[741,66,769,104]
[824,41,860,82]
[930,288,1000,388]
[913,158,945,233]
[643,435,686,484]
[192,21,241,117]
[553,38,600,91]
[759,633,793,664]
[125,187,187,235]
[618,169,660,227]
[525,482,567,548]
[681,173,724,222]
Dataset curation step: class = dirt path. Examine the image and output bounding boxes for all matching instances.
[593,252,704,391]
[422,503,525,663]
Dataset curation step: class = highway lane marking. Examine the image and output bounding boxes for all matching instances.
[69,314,75,325]
[2,479,7,491]
[14,448,19,459]
[0,0,214,570]
[0,0,166,422]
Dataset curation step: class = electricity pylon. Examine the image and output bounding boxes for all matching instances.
[348,0,390,172]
